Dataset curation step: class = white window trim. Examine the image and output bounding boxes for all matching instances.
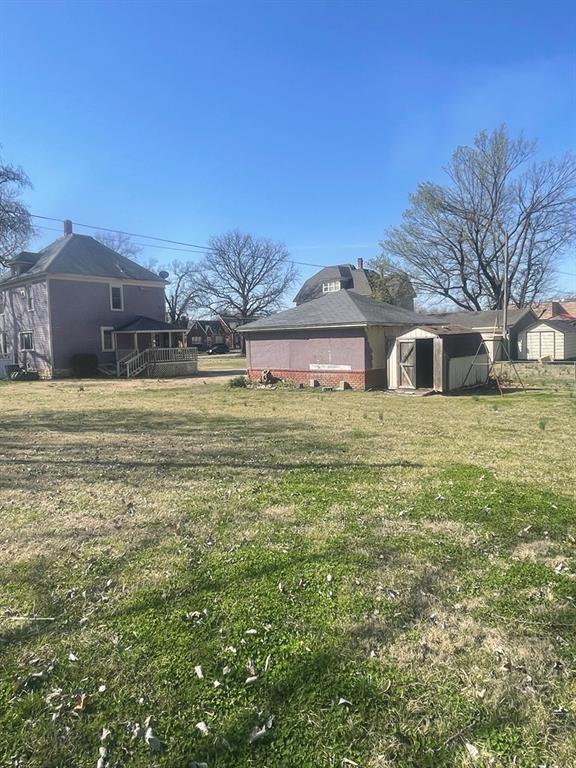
[109,284,124,311]
[25,284,34,311]
[101,326,115,352]
[322,280,341,293]
[19,330,34,352]
[0,332,8,355]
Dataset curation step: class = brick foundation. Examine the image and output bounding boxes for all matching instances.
[248,368,387,391]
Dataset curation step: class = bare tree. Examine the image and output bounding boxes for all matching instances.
[196,230,297,323]
[93,230,143,260]
[381,126,576,310]
[93,230,160,272]
[366,254,416,309]
[0,156,33,269]
[165,260,201,324]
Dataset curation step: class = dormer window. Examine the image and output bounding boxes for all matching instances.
[322,280,341,293]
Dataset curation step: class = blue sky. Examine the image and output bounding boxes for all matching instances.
[1,0,575,296]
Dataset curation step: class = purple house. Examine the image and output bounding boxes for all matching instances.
[0,221,192,378]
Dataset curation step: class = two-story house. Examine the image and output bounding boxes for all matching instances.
[0,221,189,378]
[293,259,416,310]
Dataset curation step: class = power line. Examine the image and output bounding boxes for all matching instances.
[31,214,327,268]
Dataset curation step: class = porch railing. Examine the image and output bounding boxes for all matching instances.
[118,347,198,378]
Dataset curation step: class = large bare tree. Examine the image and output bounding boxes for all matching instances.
[93,230,160,272]
[165,260,201,324]
[381,127,576,310]
[0,156,33,269]
[93,230,143,261]
[196,230,297,322]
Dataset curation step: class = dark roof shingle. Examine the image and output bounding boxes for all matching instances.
[239,290,425,332]
[0,234,166,286]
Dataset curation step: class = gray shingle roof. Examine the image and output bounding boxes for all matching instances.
[114,316,179,333]
[238,290,425,332]
[0,234,166,286]
[293,264,374,304]
[425,307,535,330]
[534,317,576,332]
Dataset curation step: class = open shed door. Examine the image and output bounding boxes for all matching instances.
[398,341,416,388]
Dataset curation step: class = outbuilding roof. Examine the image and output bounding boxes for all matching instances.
[531,317,576,332]
[0,234,166,287]
[238,290,425,332]
[425,306,535,330]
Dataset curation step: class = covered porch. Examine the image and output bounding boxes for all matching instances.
[112,316,197,378]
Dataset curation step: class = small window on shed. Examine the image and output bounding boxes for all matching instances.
[322,280,341,293]
[110,284,124,311]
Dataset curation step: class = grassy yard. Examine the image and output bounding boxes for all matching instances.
[197,354,246,371]
[0,377,575,767]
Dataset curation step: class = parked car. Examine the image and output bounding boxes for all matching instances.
[206,343,230,355]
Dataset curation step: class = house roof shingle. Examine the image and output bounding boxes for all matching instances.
[114,316,181,333]
[238,290,425,332]
[0,234,166,287]
[425,307,535,330]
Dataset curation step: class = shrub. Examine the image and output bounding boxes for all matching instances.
[229,375,248,388]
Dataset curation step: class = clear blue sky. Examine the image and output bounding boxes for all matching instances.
[1,0,575,296]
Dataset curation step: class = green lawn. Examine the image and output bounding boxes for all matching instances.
[0,377,575,767]
[197,353,246,370]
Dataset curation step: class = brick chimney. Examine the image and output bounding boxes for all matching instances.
[357,257,364,270]
[64,219,73,235]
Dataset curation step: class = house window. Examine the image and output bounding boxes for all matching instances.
[19,331,34,351]
[322,280,341,293]
[101,327,115,352]
[25,285,34,311]
[0,292,5,315]
[110,284,124,311]
[0,332,8,355]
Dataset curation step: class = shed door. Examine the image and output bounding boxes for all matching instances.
[399,341,416,388]
[527,331,556,359]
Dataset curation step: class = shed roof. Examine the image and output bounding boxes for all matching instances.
[238,290,425,332]
[425,306,535,330]
[0,234,166,287]
[529,317,576,332]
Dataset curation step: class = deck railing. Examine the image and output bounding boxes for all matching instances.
[118,347,198,378]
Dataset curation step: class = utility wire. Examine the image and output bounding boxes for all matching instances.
[31,214,327,268]
[31,214,576,276]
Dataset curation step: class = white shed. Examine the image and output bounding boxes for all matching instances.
[388,325,490,393]
[517,318,576,361]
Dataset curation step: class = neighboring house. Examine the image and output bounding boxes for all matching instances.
[0,221,191,378]
[238,289,425,390]
[531,297,576,320]
[425,307,537,361]
[293,259,416,311]
[187,316,242,350]
[517,317,576,361]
